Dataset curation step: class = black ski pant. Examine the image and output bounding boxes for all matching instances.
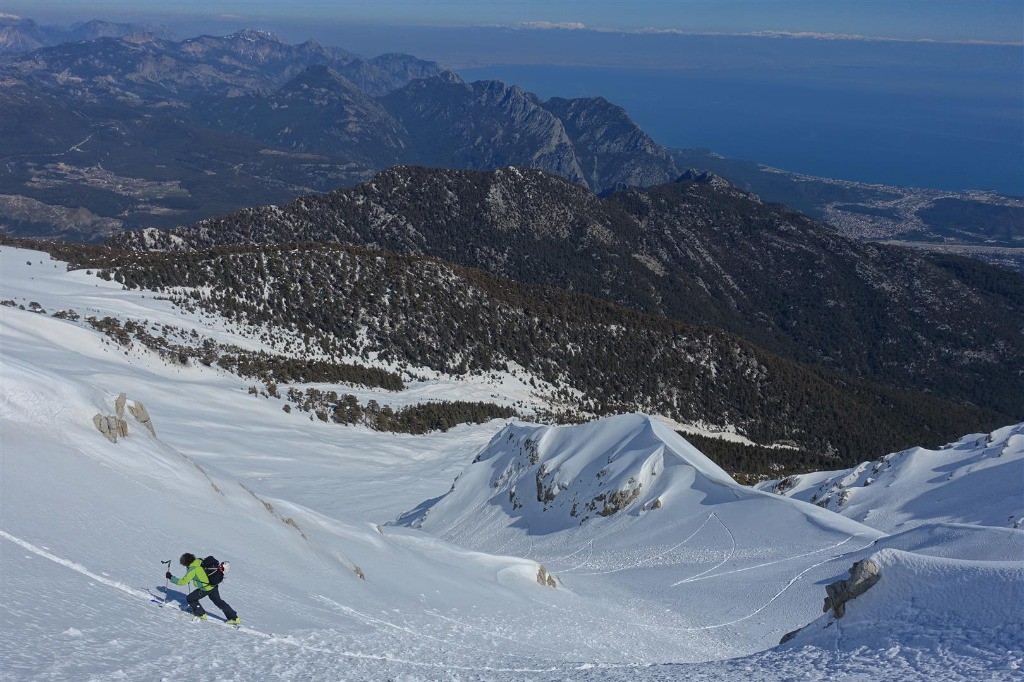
[187,586,237,620]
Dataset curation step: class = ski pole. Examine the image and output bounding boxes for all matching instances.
[161,559,171,600]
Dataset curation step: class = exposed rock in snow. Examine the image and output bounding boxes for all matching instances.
[781,548,1024,662]
[536,564,558,587]
[91,393,155,441]
[93,412,127,442]
[128,399,155,436]
[823,558,880,618]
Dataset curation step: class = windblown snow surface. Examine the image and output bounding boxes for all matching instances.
[756,426,1024,532]
[1,245,1022,680]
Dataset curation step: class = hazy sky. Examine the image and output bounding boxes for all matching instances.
[7,0,1024,43]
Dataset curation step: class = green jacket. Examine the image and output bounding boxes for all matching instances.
[171,558,212,592]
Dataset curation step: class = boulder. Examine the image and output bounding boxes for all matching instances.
[536,564,558,588]
[93,413,117,443]
[115,392,126,418]
[823,558,881,619]
[779,558,882,645]
[128,400,155,436]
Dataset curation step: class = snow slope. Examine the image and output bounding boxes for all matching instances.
[1,336,604,679]
[756,425,1024,532]
[783,548,1023,673]
[400,415,889,657]
[3,244,1023,680]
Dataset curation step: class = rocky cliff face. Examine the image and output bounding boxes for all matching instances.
[382,78,587,186]
[542,96,680,190]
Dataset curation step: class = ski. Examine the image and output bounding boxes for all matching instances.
[146,588,265,635]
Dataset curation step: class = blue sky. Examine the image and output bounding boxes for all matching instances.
[7,0,1024,43]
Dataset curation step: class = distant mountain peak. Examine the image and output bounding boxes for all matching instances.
[226,28,283,43]
[433,69,464,85]
[677,168,731,188]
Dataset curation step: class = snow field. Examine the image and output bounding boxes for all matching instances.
[3,245,1023,680]
[757,424,1024,532]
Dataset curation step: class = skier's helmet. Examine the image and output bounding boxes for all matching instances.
[180,552,196,566]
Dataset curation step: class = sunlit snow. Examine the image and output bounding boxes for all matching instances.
[2,246,1021,680]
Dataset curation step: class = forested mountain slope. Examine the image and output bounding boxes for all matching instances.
[112,166,1024,417]
[11,234,1003,465]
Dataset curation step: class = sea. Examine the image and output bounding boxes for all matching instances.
[460,64,1023,196]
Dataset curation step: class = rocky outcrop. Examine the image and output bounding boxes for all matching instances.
[92,413,128,443]
[92,393,156,441]
[823,559,881,619]
[780,557,882,644]
[596,482,642,517]
[536,564,558,588]
[127,400,155,436]
[676,168,755,200]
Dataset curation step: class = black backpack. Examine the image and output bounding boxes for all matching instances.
[201,555,226,586]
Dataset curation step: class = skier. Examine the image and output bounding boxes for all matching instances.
[166,552,240,624]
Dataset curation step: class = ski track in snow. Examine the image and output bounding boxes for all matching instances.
[548,538,596,573]
[671,513,737,585]
[542,537,593,565]
[2,530,158,604]
[678,539,881,632]
[568,512,717,576]
[313,594,544,661]
[420,606,600,658]
[529,535,881,635]
[671,534,864,586]
[317,597,630,671]
[0,529,615,676]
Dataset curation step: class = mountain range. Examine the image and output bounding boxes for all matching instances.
[0,15,175,53]
[0,26,679,241]
[4,20,1017,271]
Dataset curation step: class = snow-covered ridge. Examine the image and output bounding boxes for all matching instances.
[402,414,736,532]
[758,424,1024,531]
